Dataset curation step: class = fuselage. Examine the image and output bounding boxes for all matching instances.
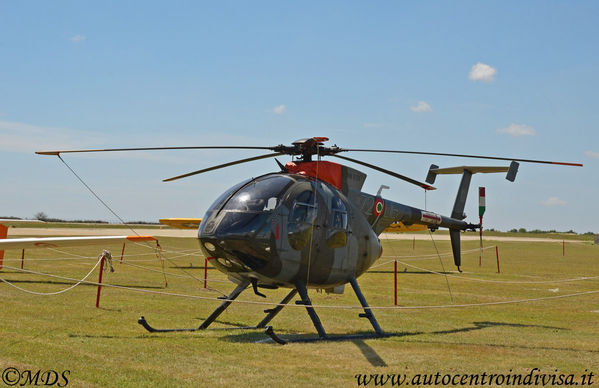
[198,173,382,289]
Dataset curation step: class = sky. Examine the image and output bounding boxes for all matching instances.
[1,1,598,233]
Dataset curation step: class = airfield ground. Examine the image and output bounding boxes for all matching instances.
[0,225,598,387]
[7,224,588,243]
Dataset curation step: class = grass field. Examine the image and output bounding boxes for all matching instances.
[1,229,598,387]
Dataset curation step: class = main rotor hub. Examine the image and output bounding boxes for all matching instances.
[272,137,343,161]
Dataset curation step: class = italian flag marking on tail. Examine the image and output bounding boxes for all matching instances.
[479,187,486,217]
[374,198,385,217]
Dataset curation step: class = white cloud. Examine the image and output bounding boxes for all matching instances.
[469,62,497,82]
[541,197,567,206]
[410,101,432,113]
[70,34,86,43]
[273,104,286,115]
[497,123,536,137]
[363,123,385,128]
[585,151,599,159]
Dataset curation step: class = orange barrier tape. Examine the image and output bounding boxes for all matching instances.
[126,236,157,241]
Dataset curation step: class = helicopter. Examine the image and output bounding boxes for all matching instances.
[34,137,582,343]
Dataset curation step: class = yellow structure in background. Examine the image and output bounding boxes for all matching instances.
[159,218,202,229]
[159,218,427,232]
[384,221,427,232]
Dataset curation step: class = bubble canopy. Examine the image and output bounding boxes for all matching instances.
[199,174,296,238]
[198,174,300,273]
[222,175,294,212]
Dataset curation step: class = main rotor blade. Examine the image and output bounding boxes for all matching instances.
[36,146,273,156]
[340,149,583,167]
[163,152,287,182]
[332,154,436,191]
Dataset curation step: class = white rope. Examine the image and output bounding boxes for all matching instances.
[2,264,598,310]
[131,240,204,256]
[394,260,599,285]
[8,245,216,285]
[119,260,230,284]
[4,247,200,263]
[49,247,98,258]
[0,252,106,296]
[2,256,97,263]
[389,290,599,310]
[2,256,192,264]
[378,245,496,262]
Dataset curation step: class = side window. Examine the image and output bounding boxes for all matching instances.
[327,197,348,248]
[330,197,348,229]
[288,190,318,250]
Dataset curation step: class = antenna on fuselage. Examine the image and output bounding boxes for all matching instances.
[376,185,390,197]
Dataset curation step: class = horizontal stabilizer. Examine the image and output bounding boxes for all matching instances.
[506,161,519,182]
[430,166,509,175]
[426,164,518,184]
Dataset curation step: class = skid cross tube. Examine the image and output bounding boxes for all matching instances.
[256,289,298,328]
[265,278,393,344]
[349,277,385,335]
[295,281,328,338]
[137,279,250,333]
[138,277,392,342]
[198,280,250,330]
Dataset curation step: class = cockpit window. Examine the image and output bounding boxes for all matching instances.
[223,175,294,212]
[200,175,293,236]
[288,190,318,250]
[207,178,251,212]
[290,190,317,223]
[327,196,348,248]
[330,197,348,229]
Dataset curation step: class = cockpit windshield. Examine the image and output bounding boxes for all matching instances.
[222,175,294,212]
[200,174,295,237]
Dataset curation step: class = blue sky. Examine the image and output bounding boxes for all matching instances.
[1,1,597,232]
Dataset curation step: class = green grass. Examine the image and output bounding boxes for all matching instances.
[1,232,598,387]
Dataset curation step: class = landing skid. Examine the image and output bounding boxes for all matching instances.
[263,277,391,344]
[138,277,393,344]
[264,326,395,344]
[137,316,261,333]
[138,279,251,333]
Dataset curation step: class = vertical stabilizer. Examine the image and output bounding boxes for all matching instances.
[449,229,462,272]
[451,169,473,220]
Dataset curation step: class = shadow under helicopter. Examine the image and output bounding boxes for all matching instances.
[219,321,574,367]
[64,321,593,369]
[220,320,566,344]
[353,339,388,367]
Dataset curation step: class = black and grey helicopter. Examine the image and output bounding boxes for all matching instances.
[37,137,582,343]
